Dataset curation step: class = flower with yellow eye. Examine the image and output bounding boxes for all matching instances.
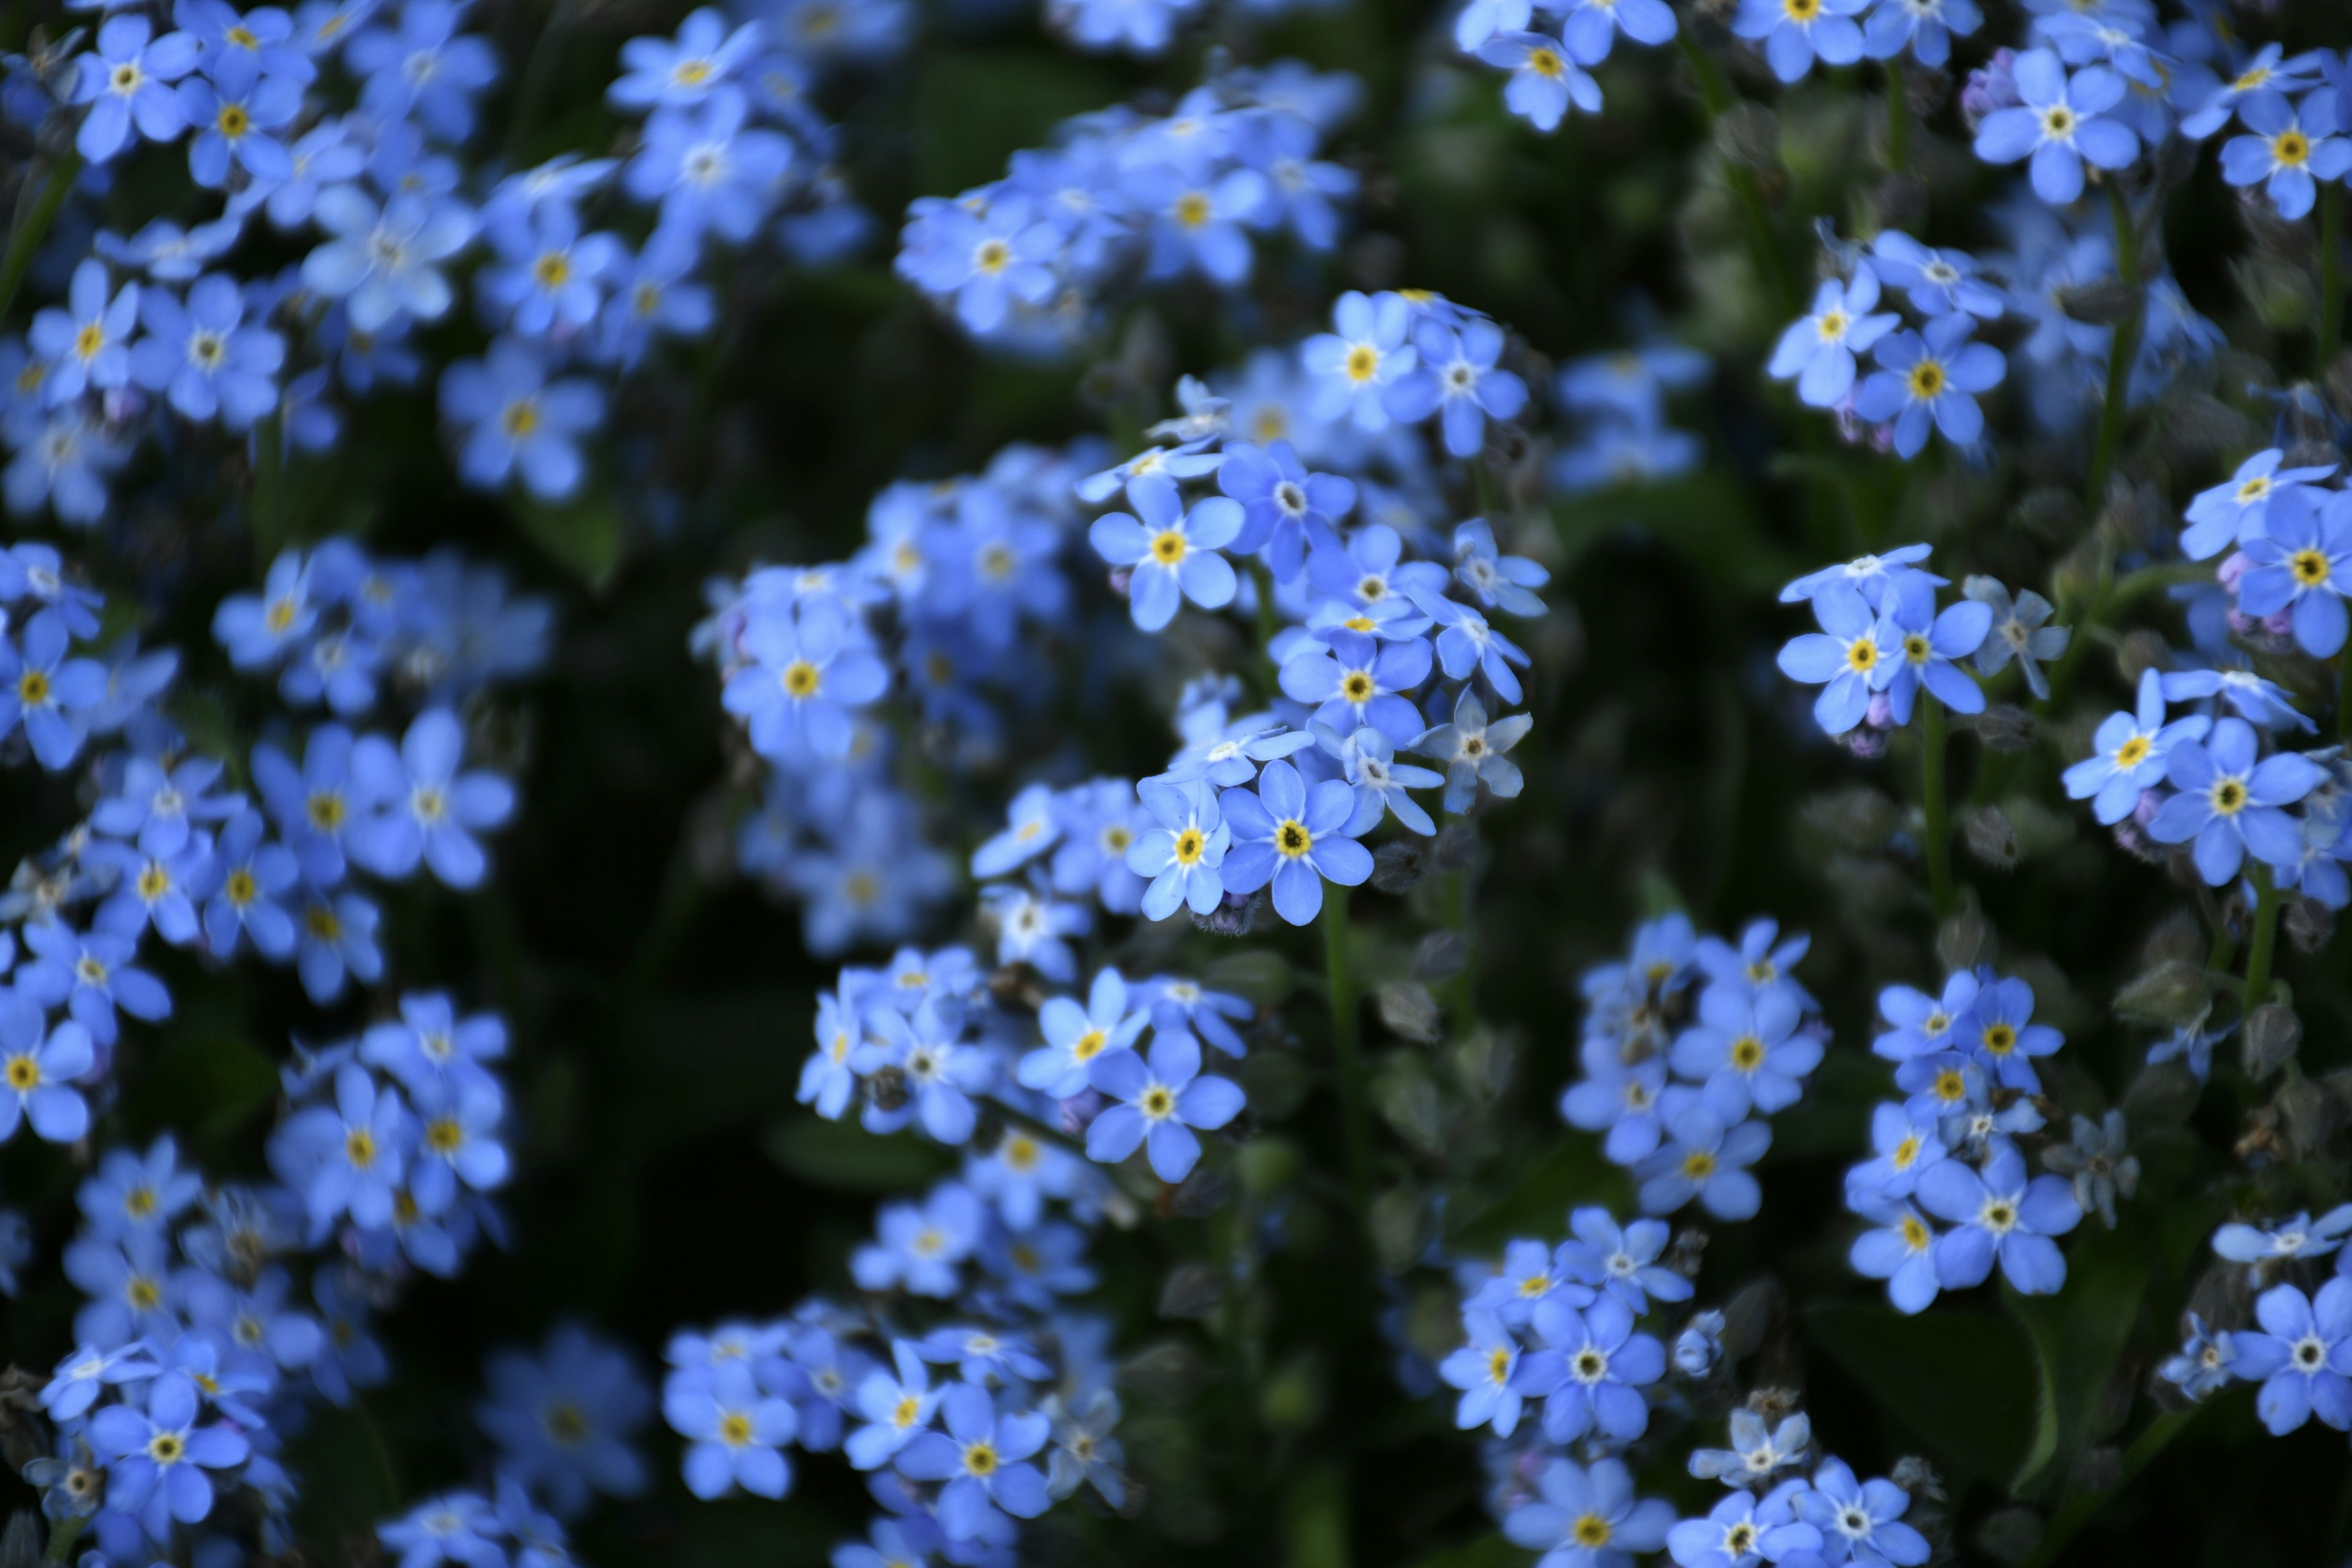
[276,1062,412,1229]
[1776,582,1896,736]
[1730,0,1869,83]
[1125,777,1232,921]
[349,708,517,890]
[2148,716,2328,886]
[1670,987,1822,1120]
[1850,1197,1945,1314]
[1634,1106,1769,1221]
[1846,1102,1949,1208]
[1973,47,2139,204]
[673,1362,797,1500]
[0,608,107,771]
[1500,1454,1677,1566]
[1957,974,2065,1093]
[1084,1030,1245,1183]
[1216,437,1356,582]
[1918,1142,2081,1295]
[1302,290,1418,431]
[0,997,94,1145]
[1087,472,1243,632]
[2220,89,2352,222]
[894,1382,1052,1536]
[1768,271,1897,409]
[2237,484,2352,657]
[1438,1311,1529,1436]
[1216,758,1373,927]
[2065,668,2212,825]
[844,1340,943,1471]
[1864,575,1991,726]
[1516,1294,1665,1444]
[1019,965,1147,1099]
[2181,447,2337,561]
[851,1185,983,1300]
[1854,314,2007,460]
[1279,625,1432,745]
[86,1369,251,1525]
[1476,31,1602,132]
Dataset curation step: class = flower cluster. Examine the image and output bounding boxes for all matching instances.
[1561,913,1826,1222]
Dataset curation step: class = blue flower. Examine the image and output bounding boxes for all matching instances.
[1303,290,1417,431]
[350,707,516,888]
[895,1382,1051,1540]
[1959,973,2062,1091]
[1423,597,1533,704]
[1216,439,1352,581]
[1853,315,2007,458]
[723,601,890,763]
[916,1324,1050,1386]
[301,187,474,334]
[1561,1035,1672,1163]
[1439,1310,1526,1435]
[252,724,359,883]
[1697,918,1817,1011]
[88,1371,249,1534]
[177,56,299,187]
[1090,473,1243,631]
[1557,1207,1694,1313]
[1973,50,2139,205]
[1731,0,1867,82]
[1689,1408,1811,1486]
[130,273,285,427]
[1670,987,1820,1119]
[2157,1313,2237,1401]
[1504,1456,1675,1568]
[1776,582,1891,735]
[1280,627,1432,744]
[1134,164,1268,285]
[70,15,198,162]
[1870,971,1977,1063]
[2212,1205,2352,1278]
[194,807,299,959]
[1478,32,1602,129]
[1792,1458,1931,1567]
[897,195,1060,333]
[1777,544,1942,611]
[1142,974,1253,1058]
[624,91,794,242]
[1449,517,1550,617]
[29,260,140,406]
[668,1360,797,1499]
[1560,0,1676,60]
[360,990,509,1096]
[1869,232,2003,318]
[40,1341,160,1423]
[1871,576,1991,722]
[608,7,761,110]
[981,876,1090,982]
[1665,1483,1822,1568]
[846,1340,945,1470]
[1125,778,1231,920]
[1849,1197,1942,1314]
[2231,1280,2352,1435]
[2238,486,2352,657]
[1635,1107,1768,1219]
[483,202,626,338]
[409,1077,510,1214]
[833,1517,938,1568]
[2180,45,2326,140]
[2147,717,2324,884]
[1216,757,1373,925]
[380,1491,508,1567]
[856,1003,992,1145]
[2180,449,2334,560]
[1386,317,1530,456]
[1321,723,1443,837]
[440,340,605,500]
[1516,1294,1664,1444]
[17,921,169,1047]
[77,1135,202,1243]
[1917,1142,2080,1295]
[347,0,499,140]
[1412,686,1532,813]
[1770,274,1900,410]
[851,1184,983,1298]
[1468,1237,1593,1325]
[597,225,715,367]
[278,1063,412,1227]
[476,1323,652,1517]
[1085,1029,1245,1182]
[1861,0,1978,66]
[1844,1102,1946,1205]
[2219,89,2352,220]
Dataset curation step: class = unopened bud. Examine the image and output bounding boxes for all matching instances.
[1964,805,2020,869]
[2285,893,2335,954]
[2113,959,2211,1028]
[1937,907,1994,973]
[2242,1002,2302,1079]
[1371,839,1426,894]
[1412,930,1468,983]
[1378,981,1442,1044]
[1714,102,1781,172]
[1966,704,2037,753]
[2057,277,2140,325]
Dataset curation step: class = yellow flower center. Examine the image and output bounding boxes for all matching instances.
[1341,670,1375,703]
[1345,345,1381,383]
[2211,778,2248,816]
[17,669,48,706]
[1981,1022,2016,1056]
[720,1411,754,1446]
[1175,191,1212,227]
[782,660,821,697]
[2042,105,2076,138]
[1174,828,1205,865]
[1003,1135,1040,1171]
[1574,1516,1613,1549]
[6,1056,39,1091]
[217,103,250,138]
[1526,47,1566,78]
[1815,309,1848,342]
[2293,548,2330,587]
[1681,1150,1717,1180]
[2113,735,2150,767]
[1150,529,1187,565]
[973,238,1011,275]
[149,1433,185,1465]
[1071,1029,1107,1062]
[345,1129,377,1168]
[225,868,258,906]
[1901,1215,1931,1250]
[502,399,540,438]
[2275,130,2312,167]
[1140,1085,1176,1120]
[1907,359,1946,400]
[1275,820,1313,858]
[1933,1069,1967,1102]
[1844,637,1879,673]
[1730,1035,1765,1070]
[534,252,571,287]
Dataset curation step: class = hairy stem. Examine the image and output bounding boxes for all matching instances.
[2085,180,2146,508]
[1920,693,1954,921]
[1322,889,1372,1222]
[2244,861,2282,1011]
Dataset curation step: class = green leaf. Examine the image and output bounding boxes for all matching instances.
[2005,1221,2152,1496]
[1449,1135,1629,1254]
[764,1116,952,1194]
[1804,1301,2041,1485]
[913,50,1118,197]
[514,492,624,586]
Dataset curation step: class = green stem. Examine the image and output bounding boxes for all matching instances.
[2323,181,2345,372]
[0,148,81,327]
[1885,62,1909,177]
[2339,646,2352,746]
[43,1517,85,1564]
[1322,890,1371,1223]
[2244,862,2282,1011]
[1920,693,1954,921]
[2086,180,2146,508]
[1675,33,1799,317]
[2015,1406,2201,1568]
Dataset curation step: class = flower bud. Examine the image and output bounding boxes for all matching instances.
[2112,959,2209,1028]
[2242,1002,2301,1079]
